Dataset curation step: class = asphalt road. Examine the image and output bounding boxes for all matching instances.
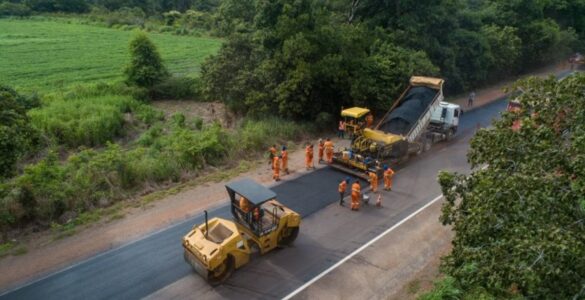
[1,98,507,300]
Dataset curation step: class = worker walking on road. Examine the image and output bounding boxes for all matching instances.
[273,155,281,181]
[351,180,361,211]
[324,138,334,163]
[338,177,349,206]
[281,146,289,175]
[383,165,395,191]
[318,139,324,163]
[305,143,314,170]
[368,171,378,193]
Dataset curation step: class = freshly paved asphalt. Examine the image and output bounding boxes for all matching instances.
[1,98,508,300]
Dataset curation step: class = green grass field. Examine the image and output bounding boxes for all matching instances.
[0,19,222,91]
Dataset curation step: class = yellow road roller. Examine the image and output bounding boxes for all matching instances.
[182,178,301,285]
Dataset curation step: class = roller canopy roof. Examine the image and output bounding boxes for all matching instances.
[226,178,277,205]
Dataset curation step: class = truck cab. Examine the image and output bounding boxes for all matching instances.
[429,101,461,139]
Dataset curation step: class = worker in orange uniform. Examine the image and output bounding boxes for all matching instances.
[280,146,289,175]
[324,138,334,163]
[351,180,361,211]
[273,155,281,181]
[239,196,251,213]
[368,171,378,193]
[268,144,277,168]
[338,177,349,206]
[365,113,374,128]
[305,143,314,170]
[383,165,395,191]
[318,139,324,163]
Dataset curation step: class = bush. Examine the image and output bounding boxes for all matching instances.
[0,2,32,17]
[29,95,132,147]
[238,117,308,153]
[150,76,202,100]
[124,32,169,88]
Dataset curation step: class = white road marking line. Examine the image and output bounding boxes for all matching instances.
[282,194,444,300]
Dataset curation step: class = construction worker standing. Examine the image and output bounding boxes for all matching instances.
[305,143,314,170]
[273,155,281,181]
[281,146,289,174]
[324,138,334,163]
[318,139,324,163]
[351,180,361,211]
[338,177,349,206]
[368,171,378,193]
[268,145,277,168]
[383,165,395,191]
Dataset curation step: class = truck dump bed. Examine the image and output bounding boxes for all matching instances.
[375,76,444,143]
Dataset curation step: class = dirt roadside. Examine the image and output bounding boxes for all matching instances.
[0,62,570,293]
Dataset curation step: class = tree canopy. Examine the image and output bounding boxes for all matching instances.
[437,73,585,298]
[124,32,169,88]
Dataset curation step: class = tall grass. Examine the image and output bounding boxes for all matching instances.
[238,117,311,153]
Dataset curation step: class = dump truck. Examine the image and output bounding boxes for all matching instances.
[182,178,301,285]
[331,76,461,179]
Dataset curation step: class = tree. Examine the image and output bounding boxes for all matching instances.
[124,33,169,88]
[438,74,585,299]
[0,86,38,180]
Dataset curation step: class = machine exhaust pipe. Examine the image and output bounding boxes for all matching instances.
[204,210,209,239]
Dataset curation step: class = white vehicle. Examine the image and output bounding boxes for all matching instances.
[428,101,461,142]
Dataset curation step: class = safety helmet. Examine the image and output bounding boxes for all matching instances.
[345,177,350,183]
[282,145,287,150]
[383,164,388,170]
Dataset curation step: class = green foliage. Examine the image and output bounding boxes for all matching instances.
[480,25,522,77]
[238,117,308,152]
[125,32,169,88]
[28,95,133,147]
[202,2,437,120]
[438,74,585,298]
[150,76,202,100]
[418,276,461,300]
[0,2,31,17]
[0,19,221,92]
[0,86,38,179]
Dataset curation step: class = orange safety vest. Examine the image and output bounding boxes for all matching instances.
[351,182,361,195]
[384,168,395,179]
[338,181,347,193]
[273,156,280,171]
[324,141,334,152]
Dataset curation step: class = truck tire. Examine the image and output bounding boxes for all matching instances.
[446,128,455,141]
[278,226,299,246]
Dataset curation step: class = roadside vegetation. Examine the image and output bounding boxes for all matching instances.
[422,74,585,299]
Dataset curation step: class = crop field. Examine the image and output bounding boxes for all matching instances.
[0,18,222,91]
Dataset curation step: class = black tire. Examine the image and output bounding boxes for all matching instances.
[278,227,299,246]
[207,255,235,286]
[445,128,454,141]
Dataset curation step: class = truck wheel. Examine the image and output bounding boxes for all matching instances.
[207,255,235,286]
[278,227,299,246]
[423,138,432,152]
[446,128,455,141]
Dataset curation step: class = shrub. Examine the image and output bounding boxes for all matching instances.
[0,2,32,17]
[150,76,202,100]
[238,117,308,153]
[161,123,229,168]
[124,32,169,88]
